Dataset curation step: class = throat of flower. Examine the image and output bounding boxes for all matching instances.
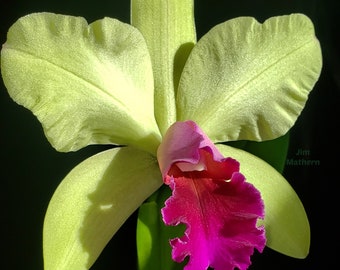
[176,158,206,172]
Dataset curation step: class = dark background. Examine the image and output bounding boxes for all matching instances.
[1,0,338,269]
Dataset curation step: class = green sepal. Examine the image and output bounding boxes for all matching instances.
[43,147,162,270]
[131,0,196,134]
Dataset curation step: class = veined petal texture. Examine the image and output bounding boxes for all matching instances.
[177,14,322,142]
[1,13,161,153]
[131,0,196,134]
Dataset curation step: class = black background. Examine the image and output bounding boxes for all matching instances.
[1,0,339,269]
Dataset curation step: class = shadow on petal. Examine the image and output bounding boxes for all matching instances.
[43,147,162,270]
[80,147,162,269]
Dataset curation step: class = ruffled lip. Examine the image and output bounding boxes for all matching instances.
[158,120,266,270]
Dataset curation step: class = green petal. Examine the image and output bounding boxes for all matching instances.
[1,13,161,154]
[177,14,322,142]
[131,0,196,135]
[217,144,310,258]
[43,147,162,270]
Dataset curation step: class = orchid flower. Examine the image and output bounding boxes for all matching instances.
[1,0,322,269]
